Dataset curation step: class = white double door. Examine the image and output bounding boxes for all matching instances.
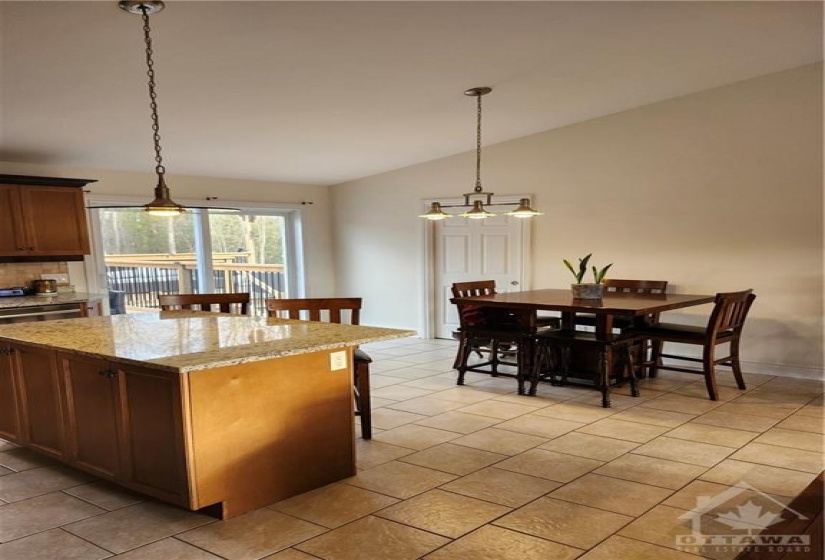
[431,211,528,339]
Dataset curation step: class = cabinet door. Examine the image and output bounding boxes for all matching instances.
[60,353,122,479]
[0,185,28,255]
[14,344,66,459]
[18,186,91,255]
[0,344,21,442]
[118,364,188,505]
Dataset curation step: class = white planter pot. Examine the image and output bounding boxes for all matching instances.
[571,283,603,299]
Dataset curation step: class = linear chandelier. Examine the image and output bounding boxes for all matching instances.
[419,87,542,220]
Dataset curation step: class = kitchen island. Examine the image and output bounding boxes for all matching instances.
[0,311,413,518]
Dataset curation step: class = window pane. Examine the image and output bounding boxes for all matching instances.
[208,213,287,316]
[99,209,196,313]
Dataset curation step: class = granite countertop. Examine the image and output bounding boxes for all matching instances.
[0,311,415,373]
[0,292,105,310]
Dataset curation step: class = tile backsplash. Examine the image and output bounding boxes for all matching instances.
[0,262,68,288]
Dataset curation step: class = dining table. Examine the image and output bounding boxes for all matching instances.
[450,288,716,392]
[451,288,715,337]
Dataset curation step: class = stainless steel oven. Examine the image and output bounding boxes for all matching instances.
[0,304,84,325]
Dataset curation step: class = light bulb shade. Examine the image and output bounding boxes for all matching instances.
[418,202,453,220]
[144,177,185,216]
[460,200,496,219]
[504,198,543,218]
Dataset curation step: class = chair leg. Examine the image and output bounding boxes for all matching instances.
[624,344,639,397]
[703,346,719,401]
[729,339,747,391]
[598,347,611,408]
[456,338,473,385]
[516,342,528,396]
[647,340,663,378]
[490,338,501,376]
[453,333,467,370]
[355,362,372,439]
[558,345,571,387]
[529,342,546,396]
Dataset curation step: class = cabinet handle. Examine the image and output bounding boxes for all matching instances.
[0,349,9,356]
[98,369,118,379]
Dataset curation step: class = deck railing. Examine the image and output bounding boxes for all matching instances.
[106,255,285,316]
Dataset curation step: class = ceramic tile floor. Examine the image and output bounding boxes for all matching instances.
[0,337,822,560]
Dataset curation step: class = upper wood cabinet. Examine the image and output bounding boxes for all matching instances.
[0,175,96,259]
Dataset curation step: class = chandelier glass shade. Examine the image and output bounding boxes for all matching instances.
[419,86,542,221]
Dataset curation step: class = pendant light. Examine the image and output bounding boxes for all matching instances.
[419,86,542,220]
[103,1,239,216]
[118,1,184,216]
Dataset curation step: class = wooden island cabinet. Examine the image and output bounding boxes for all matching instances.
[0,175,96,260]
[10,343,66,460]
[0,311,412,519]
[60,352,188,504]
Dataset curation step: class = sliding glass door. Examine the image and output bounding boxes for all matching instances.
[90,204,301,315]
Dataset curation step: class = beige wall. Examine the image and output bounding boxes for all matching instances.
[0,162,336,297]
[332,63,823,375]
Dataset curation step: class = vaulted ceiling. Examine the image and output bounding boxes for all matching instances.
[1,1,821,185]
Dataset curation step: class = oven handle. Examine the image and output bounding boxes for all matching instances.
[0,309,82,320]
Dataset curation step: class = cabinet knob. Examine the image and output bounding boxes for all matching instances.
[98,369,118,379]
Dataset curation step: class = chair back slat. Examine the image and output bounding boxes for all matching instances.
[265,298,363,325]
[708,290,756,336]
[158,293,250,315]
[603,279,668,294]
[451,280,497,298]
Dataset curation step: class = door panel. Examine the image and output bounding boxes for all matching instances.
[119,364,187,504]
[481,234,510,275]
[61,354,122,479]
[433,210,526,339]
[0,346,20,442]
[22,187,90,255]
[0,185,26,254]
[15,345,66,459]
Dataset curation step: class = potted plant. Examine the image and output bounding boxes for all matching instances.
[563,254,613,299]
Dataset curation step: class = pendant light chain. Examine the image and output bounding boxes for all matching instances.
[474,93,483,193]
[139,4,165,178]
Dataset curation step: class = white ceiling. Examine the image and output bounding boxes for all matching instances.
[1,1,821,185]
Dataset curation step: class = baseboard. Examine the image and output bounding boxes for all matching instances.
[661,358,824,382]
[739,360,824,381]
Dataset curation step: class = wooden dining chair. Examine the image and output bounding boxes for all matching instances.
[575,279,668,377]
[265,297,374,440]
[158,292,250,314]
[450,281,538,394]
[576,279,668,329]
[532,329,638,407]
[630,289,756,401]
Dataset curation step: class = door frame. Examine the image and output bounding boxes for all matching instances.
[419,194,534,339]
